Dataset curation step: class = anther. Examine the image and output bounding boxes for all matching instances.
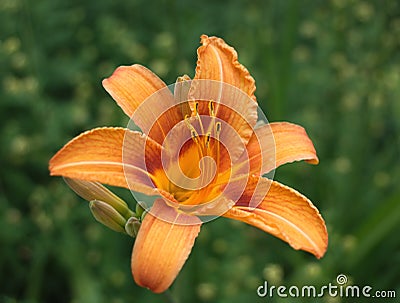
[205,132,211,148]
[193,101,206,134]
[191,130,198,140]
[208,100,215,116]
[214,122,221,171]
[215,122,221,135]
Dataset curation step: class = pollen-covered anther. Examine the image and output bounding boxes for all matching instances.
[184,115,200,140]
[215,121,221,135]
[205,132,211,148]
[208,100,216,116]
[191,130,198,141]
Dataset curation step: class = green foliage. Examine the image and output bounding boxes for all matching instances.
[1,0,399,302]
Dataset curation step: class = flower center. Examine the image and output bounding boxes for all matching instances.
[172,101,225,203]
[153,100,231,206]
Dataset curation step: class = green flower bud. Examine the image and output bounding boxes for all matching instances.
[89,200,126,233]
[65,178,134,219]
[125,217,141,238]
[135,202,145,218]
[140,209,148,222]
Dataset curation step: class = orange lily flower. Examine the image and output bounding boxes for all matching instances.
[49,35,328,294]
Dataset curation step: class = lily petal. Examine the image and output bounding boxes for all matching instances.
[188,90,257,146]
[243,122,319,175]
[190,35,258,144]
[270,122,319,167]
[49,127,162,195]
[194,35,256,102]
[174,75,192,118]
[102,64,168,118]
[102,65,182,144]
[131,199,201,293]
[224,177,328,258]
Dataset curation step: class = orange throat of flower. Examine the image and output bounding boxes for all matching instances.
[152,101,231,206]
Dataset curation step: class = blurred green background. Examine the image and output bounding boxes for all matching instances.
[1,0,399,302]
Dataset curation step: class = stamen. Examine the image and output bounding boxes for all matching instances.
[193,101,205,135]
[191,130,198,141]
[206,100,217,135]
[215,122,221,172]
[184,114,191,127]
[185,114,199,138]
[215,122,221,135]
[205,132,211,148]
[184,114,205,185]
[181,104,223,198]
[208,100,215,116]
